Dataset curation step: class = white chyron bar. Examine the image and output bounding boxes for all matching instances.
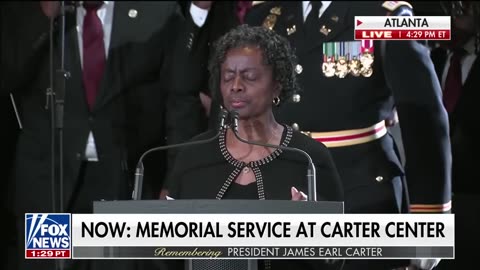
[69,214,455,260]
[354,16,451,40]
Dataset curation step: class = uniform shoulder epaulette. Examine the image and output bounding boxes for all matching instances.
[381,1,413,12]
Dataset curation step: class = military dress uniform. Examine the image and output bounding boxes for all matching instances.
[246,2,451,268]
[247,0,451,213]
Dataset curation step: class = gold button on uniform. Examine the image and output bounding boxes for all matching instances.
[292,94,301,103]
[376,176,384,182]
[292,123,300,131]
[128,9,138,18]
[295,64,303,74]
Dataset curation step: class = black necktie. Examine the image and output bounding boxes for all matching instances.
[305,1,322,37]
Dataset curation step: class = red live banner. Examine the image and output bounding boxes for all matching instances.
[355,29,450,40]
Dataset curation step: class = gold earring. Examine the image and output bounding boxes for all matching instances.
[273,96,280,106]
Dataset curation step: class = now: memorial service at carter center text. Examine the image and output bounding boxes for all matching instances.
[137,221,446,238]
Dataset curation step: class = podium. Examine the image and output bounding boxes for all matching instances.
[93,200,344,270]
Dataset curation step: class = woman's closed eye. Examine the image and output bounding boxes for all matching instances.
[223,71,235,82]
[242,71,258,81]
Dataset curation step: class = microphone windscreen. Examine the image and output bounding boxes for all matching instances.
[217,108,229,130]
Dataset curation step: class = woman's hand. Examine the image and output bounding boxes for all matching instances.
[159,189,169,200]
[291,186,307,201]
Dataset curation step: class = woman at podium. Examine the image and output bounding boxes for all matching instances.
[168,24,343,202]
[165,25,344,269]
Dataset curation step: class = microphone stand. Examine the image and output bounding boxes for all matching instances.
[132,109,229,200]
[46,2,69,214]
[56,1,69,215]
[46,2,69,269]
[229,111,317,202]
[46,7,57,219]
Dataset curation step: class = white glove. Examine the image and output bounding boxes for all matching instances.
[411,259,441,270]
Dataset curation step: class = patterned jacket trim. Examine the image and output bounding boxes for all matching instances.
[302,120,387,148]
[410,201,452,213]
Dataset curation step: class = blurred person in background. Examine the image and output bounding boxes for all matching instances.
[0,2,21,270]
[432,1,480,269]
[1,1,207,269]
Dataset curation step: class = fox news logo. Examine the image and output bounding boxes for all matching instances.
[25,213,71,259]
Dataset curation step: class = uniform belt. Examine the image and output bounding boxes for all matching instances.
[302,120,387,148]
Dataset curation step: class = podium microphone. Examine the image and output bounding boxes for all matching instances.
[132,108,229,200]
[229,111,317,202]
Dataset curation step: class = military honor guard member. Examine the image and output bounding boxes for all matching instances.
[246,2,451,269]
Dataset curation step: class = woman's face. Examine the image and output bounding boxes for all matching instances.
[220,46,280,119]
